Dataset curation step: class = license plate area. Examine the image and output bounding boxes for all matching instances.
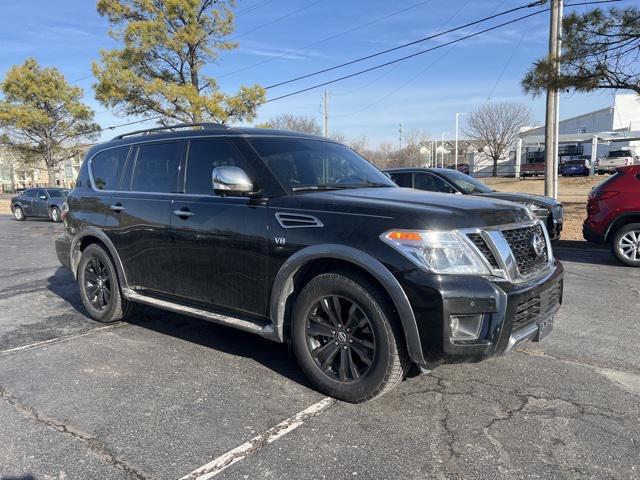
[533,316,554,342]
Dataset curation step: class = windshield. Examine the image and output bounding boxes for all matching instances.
[437,169,494,194]
[249,138,395,191]
[46,189,65,197]
[608,150,631,158]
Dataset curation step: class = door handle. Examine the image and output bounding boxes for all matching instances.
[174,209,194,218]
[110,204,125,212]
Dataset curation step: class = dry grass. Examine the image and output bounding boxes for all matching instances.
[480,176,607,240]
[0,195,12,215]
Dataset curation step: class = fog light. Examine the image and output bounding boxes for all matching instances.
[449,314,483,340]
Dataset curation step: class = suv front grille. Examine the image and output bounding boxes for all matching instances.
[502,224,549,276]
[467,233,499,268]
[513,281,562,329]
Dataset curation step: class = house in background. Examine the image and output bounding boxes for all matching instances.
[0,145,92,193]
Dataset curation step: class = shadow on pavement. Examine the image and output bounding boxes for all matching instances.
[553,246,622,267]
[46,267,309,388]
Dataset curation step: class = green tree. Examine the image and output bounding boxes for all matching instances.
[93,0,266,124]
[0,59,99,186]
[523,6,640,95]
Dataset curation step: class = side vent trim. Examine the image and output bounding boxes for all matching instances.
[275,212,324,229]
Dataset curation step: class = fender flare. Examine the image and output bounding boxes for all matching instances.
[604,212,640,241]
[69,227,128,287]
[269,244,426,365]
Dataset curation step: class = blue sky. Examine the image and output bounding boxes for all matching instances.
[1,0,636,146]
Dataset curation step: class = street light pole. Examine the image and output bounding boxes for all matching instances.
[441,132,447,168]
[455,113,466,169]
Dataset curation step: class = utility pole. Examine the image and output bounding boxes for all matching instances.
[398,123,403,151]
[544,0,562,199]
[441,132,447,167]
[455,113,466,169]
[322,90,329,138]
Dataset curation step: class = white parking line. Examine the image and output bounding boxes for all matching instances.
[179,397,336,480]
[0,324,121,356]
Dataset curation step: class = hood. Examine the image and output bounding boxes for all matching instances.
[290,187,532,230]
[475,191,559,209]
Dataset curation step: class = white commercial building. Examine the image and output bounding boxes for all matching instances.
[521,93,640,160]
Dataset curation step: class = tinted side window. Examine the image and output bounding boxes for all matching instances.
[390,172,412,188]
[131,142,180,193]
[23,189,35,198]
[35,189,47,199]
[185,139,248,195]
[90,146,130,190]
[414,173,455,193]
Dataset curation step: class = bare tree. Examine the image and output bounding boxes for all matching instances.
[463,102,532,177]
[257,114,322,135]
[348,135,369,155]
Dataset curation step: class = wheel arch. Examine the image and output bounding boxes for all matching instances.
[70,227,128,287]
[269,244,426,365]
[605,213,640,241]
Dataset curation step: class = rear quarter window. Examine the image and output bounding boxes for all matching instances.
[90,146,130,190]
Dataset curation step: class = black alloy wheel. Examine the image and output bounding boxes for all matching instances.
[306,295,375,382]
[291,272,409,402]
[84,256,112,311]
[77,244,132,323]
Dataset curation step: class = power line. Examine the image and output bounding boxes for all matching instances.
[220,0,435,79]
[236,0,277,16]
[263,1,546,91]
[264,9,549,104]
[231,0,323,40]
[77,0,623,136]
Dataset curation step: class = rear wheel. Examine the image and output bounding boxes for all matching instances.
[50,206,61,223]
[612,223,640,267]
[291,272,409,402]
[78,244,132,322]
[13,205,26,221]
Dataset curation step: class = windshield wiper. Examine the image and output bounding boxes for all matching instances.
[291,184,351,192]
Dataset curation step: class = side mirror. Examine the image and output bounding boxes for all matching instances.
[212,166,254,196]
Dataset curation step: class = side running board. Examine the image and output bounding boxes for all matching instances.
[122,288,278,342]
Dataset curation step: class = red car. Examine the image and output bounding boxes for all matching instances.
[583,165,640,266]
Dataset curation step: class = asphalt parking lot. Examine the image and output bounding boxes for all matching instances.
[0,214,639,480]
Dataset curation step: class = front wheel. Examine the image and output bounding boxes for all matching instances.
[77,244,132,322]
[50,206,61,223]
[291,272,409,402]
[13,205,26,221]
[612,223,640,267]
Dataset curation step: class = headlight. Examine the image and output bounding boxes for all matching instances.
[523,202,548,218]
[381,230,490,275]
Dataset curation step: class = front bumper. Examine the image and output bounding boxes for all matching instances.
[397,261,564,363]
[55,233,72,270]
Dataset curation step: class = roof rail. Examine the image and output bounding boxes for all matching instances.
[111,122,228,140]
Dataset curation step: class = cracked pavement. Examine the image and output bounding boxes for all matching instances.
[0,215,639,479]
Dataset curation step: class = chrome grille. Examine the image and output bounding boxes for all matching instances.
[502,224,549,276]
[467,233,499,268]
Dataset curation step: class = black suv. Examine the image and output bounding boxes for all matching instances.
[56,124,563,402]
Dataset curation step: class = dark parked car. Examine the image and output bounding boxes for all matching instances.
[584,165,640,267]
[11,187,68,222]
[561,156,591,176]
[385,167,564,240]
[446,163,470,175]
[56,123,563,402]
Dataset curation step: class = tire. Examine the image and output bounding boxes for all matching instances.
[291,271,409,402]
[77,244,132,322]
[13,205,26,221]
[50,206,61,223]
[611,223,640,267]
